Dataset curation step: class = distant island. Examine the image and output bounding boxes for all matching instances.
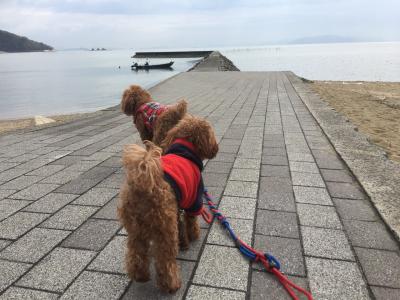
[0,29,53,53]
[91,48,107,51]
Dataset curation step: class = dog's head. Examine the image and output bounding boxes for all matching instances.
[161,115,219,160]
[121,85,152,116]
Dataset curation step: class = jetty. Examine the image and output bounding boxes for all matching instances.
[0,52,399,299]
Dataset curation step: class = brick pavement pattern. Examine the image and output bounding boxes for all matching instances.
[0,71,399,299]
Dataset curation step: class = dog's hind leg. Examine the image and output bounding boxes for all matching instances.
[125,222,151,282]
[154,199,181,293]
[186,214,200,242]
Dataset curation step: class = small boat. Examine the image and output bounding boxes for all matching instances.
[131,61,174,70]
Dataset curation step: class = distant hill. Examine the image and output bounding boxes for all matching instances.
[290,35,358,45]
[0,30,53,52]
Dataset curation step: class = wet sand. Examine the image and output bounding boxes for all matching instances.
[311,81,400,162]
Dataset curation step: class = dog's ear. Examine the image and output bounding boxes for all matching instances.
[161,116,219,160]
[121,85,151,116]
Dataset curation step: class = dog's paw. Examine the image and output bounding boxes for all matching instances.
[133,271,150,283]
[159,279,182,294]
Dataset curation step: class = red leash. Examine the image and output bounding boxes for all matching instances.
[202,191,313,300]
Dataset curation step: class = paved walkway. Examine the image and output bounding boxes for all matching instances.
[0,71,399,300]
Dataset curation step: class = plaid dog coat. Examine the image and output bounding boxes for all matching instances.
[134,102,168,131]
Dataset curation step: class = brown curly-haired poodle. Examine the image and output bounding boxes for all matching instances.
[121,85,187,146]
[118,115,219,293]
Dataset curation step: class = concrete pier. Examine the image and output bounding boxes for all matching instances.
[0,61,399,299]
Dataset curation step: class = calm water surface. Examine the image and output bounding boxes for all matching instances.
[0,50,198,119]
[1,42,399,119]
[221,42,400,81]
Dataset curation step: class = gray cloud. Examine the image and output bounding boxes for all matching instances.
[0,0,399,49]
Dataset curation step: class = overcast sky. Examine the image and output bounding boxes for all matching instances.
[0,0,399,49]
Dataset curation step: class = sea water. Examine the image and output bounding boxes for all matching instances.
[0,42,399,119]
[0,50,198,119]
[221,42,400,81]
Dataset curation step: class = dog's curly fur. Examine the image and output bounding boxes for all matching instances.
[118,115,219,293]
[121,85,187,145]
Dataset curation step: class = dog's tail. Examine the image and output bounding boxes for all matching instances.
[122,141,163,193]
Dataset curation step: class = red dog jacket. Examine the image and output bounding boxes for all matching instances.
[162,139,204,215]
[134,102,168,131]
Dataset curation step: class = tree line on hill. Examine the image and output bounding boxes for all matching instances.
[0,29,53,53]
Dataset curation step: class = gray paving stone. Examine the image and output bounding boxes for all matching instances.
[61,219,120,251]
[263,147,286,156]
[260,165,290,177]
[250,271,308,300]
[219,144,239,153]
[204,162,233,174]
[54,178,103,195]
[40,170,81,185]
[0,228,70,263]
[301,226,354,260]
[122,260,195,300]
[40,205,98,230]
[219,138,242,147]
[187,285,246,300]
[229,168,259,182]
[371,286,400,300]
[258,177,295,212]
[333,198,378,221]
[287,152,314,162]
[326,182,365,199]
[343,220,398,250]
[98,156,122,168]
[0,168,27,183]
[0,189,17,200]
[27,164,65,176]
[233,158,261,169]
[291,171,325,187]
[0,259,31,293]
[0,240,11,251]
[96,173,124,189]
[224,180,258,198]
[49,155,85,166]
[177,228,207,261]
[0,162,20,172]
[9,183,59,201]
[218,196,257,219]
[314,154,344,169]
[0,212,49,239]
[0,287,59,300]
[208,218,253,246]
[320,169,354,183]
[262,155,288,166]
[253,235,305,276]
[256,210,299,238]
[213,152,236,163]
[293,186,333,206]
[193,245,249,290]
[23,193,78,214]
[203,172,229,187]
[297,204,342,229]
[93,197,118,220]
[355,247,400,288]
[0,199,31,221]
[64,160,101,173]
[88,236,126,274]
[289,161,319,173]
[72,188,119,206]
[60,271,129,300]
[306,257,370,300]
[0,175,43,191]
[17,247,96,292]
